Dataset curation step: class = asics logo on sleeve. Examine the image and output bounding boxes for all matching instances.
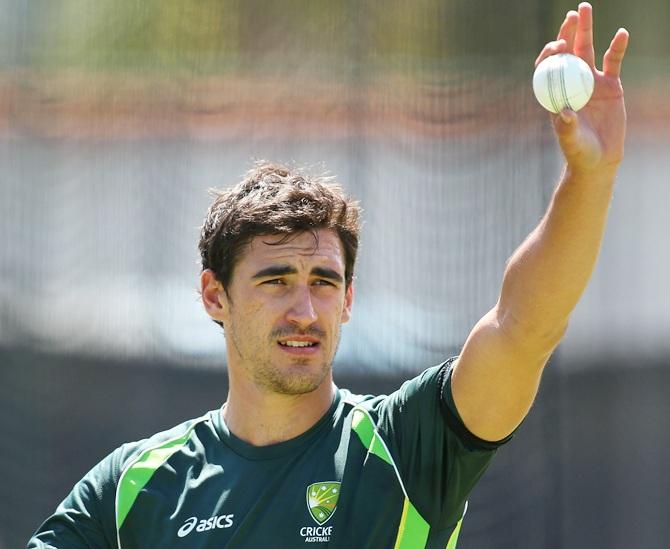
[177,514,235,537]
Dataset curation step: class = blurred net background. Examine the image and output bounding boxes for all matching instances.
[1,1,669,547]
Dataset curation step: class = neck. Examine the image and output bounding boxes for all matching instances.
[223,371,336,447]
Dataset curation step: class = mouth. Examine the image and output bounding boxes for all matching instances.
[277,337,320,355]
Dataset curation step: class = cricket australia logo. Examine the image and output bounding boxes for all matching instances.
[306,481,340,525]
[299,481,340,543]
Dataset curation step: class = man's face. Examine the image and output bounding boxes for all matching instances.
[206,229,353,395]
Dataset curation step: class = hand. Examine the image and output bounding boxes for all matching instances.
[535,2,629,175]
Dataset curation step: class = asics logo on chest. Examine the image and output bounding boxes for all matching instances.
[177,514,235,537]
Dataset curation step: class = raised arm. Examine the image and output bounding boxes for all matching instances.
[451,3,630,441]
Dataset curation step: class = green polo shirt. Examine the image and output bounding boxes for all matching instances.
[29,358,510,548]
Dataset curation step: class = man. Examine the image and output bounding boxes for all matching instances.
[29,4,628,548]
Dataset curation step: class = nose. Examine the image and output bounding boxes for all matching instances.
[285,286,318,328]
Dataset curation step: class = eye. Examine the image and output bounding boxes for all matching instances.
[314,279,335,287]
[263,279,285,285]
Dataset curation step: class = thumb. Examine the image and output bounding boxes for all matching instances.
[551,109,602,168]
[552,108,578,136]
[552,108,583,161]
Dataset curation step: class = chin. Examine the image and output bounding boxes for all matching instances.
[262,361,331,395]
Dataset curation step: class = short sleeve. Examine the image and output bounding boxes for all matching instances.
[375,357,511,530]
[27,444,135,549]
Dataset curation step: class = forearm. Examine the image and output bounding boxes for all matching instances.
[497,164,618,350]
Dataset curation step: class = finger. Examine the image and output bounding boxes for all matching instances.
[535,39,568,68]
[556,10,579,53]
[551,109,598,165]
[574,2,596,68]
[551,110,575,153]
[558,108,577,125]
[603,28,630,78]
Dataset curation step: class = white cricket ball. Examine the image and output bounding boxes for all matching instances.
[532,53,594,113]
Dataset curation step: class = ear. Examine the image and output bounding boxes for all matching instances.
[200,269,230,324]
[341,281,354,324]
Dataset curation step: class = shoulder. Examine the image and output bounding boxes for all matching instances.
[334,360,450,427]
[338,388,383,409]
[118,412,215,467]
[93,411,217,485]
[28,413,219,547]
[340,361,451,410]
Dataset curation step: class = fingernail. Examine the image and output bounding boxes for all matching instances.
[560,109,575,123]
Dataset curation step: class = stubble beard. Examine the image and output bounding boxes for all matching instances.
[228,321,341,396]
[255,356,332,395]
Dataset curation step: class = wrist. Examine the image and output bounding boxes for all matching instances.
[564,162,619,184]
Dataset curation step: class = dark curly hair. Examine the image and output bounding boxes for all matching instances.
[199,161,361,300]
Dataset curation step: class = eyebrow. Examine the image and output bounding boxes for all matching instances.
[251,264,344,284]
